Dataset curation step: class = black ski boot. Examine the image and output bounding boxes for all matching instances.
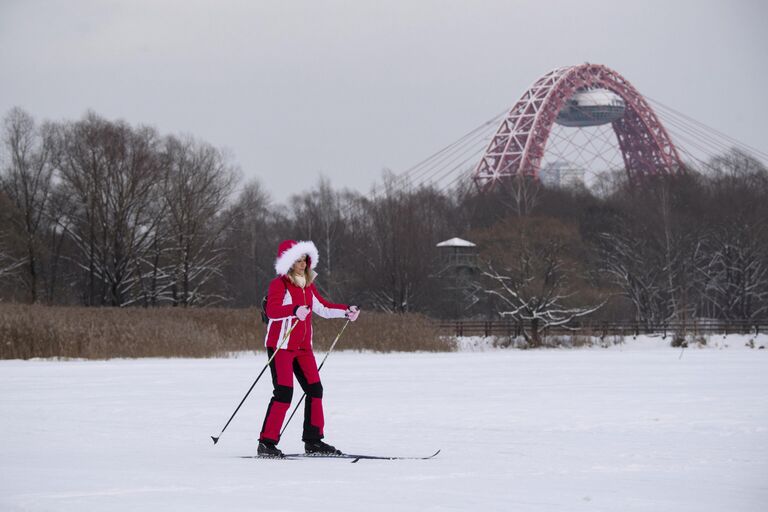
[257,441,284,458]
[304,440,342,455]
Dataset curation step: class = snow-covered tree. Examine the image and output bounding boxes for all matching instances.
[0,233,24,283]
[695,149,768,320]
[476,216,602,346]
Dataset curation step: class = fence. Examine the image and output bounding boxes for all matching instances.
[438,319,768,338]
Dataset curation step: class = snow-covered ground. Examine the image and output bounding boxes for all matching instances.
[1,336,767,511]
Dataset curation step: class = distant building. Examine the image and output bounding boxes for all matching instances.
[539,160,585,188]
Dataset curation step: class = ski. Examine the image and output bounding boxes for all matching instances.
[241,449,440,462]
[280,449,441,463]
[239,454,300,460]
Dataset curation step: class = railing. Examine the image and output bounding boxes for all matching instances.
[437,319,768,338]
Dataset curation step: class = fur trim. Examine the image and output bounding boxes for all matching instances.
[274,240,319,276]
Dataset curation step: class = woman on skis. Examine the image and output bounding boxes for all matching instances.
[258,239,360,458]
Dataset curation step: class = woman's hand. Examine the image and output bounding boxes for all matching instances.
[345,305,360,322]
[294,305,311,321]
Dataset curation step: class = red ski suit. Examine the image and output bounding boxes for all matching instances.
[264,275,348,351]
[259,275,347,444]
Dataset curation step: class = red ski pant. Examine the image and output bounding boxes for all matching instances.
[259,348,324,444]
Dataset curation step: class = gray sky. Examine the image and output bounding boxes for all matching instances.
[1,0,766,203]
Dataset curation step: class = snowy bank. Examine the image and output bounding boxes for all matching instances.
[1,346,767,511]
[455,333,768,352]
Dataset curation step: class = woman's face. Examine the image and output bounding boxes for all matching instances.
[292,255,307,274]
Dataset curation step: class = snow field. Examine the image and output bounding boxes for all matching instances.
[1,339,766,511]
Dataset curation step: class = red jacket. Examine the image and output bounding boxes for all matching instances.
[264,275,348,350]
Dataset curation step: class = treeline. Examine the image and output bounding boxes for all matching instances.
[1,108,767,325]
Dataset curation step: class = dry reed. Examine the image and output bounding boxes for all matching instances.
[0,303,453,360]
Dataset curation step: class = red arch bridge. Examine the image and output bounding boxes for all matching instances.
[392,62,766,193]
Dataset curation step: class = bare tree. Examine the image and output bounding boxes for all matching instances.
[41,184,76,303]
[162,135,238,306]
[501,175,541,217]
[349,173,455,312]
[220,179,274,307]
[0,108,55,302]
[54,113,164,306]
[287,176,347,294]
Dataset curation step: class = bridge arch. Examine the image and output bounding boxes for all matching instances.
[472,64,684,191]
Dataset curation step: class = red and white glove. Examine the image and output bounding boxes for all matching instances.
[345,305,360,322]
[294,305,310,321]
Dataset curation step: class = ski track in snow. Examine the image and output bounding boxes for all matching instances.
[1,336,767,511]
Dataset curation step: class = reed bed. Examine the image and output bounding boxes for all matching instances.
[0,304,453,360]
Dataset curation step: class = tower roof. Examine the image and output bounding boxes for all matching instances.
[436,237,476,248]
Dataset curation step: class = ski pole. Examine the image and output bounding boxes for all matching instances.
[280,319,350,437]
[211,318,299,445]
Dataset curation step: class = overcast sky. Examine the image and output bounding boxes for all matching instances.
[1,0,766,203]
